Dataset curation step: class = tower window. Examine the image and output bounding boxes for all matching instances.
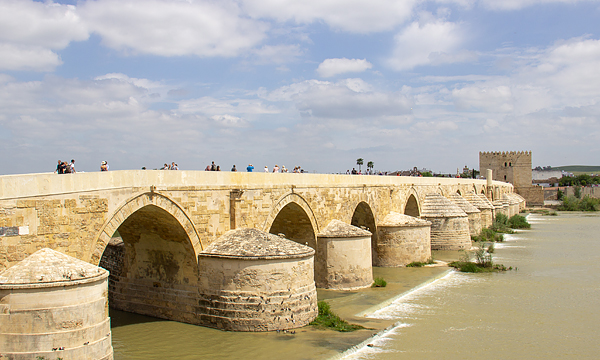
[504,162,507,167]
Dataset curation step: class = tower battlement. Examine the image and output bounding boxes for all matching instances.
[479,151,531,156]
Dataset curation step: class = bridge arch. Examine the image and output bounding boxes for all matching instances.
[264,192,319,249]
[404,188,421,217]
[91,191,203,265]
[92,191,204,322]
[350,200,378,265]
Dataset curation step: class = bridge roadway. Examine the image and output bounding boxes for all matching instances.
[0,170,512,324]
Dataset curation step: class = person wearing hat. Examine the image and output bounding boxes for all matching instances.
[246,164,254,172]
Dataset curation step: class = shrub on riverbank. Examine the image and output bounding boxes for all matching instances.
[310,301,364,332]
[508,214,531,229]
[472,228,504,242]
[558,195,600,211]
[449,242,511,273]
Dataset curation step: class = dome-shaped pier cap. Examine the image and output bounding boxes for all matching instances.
[464,192,494,229]
[201,227,315,260]
[421,193,471,250]
[0,248,113,360]
[198,228,317,331]
[448,193,482,236]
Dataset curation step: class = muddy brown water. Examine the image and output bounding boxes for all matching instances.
[111,212,600,359]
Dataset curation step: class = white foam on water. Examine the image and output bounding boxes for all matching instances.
[367,272,479,320]
[338,273,483,360]
[339,323,411,360]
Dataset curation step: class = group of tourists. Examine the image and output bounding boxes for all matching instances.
[54,159,76,174]
[245,164,305,173]
[161,162,179,170]
[205,161,221,171]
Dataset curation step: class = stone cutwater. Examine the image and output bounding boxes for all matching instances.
[197,228,317,331]
[448,193,482,237]
[316,220,374,290]
[421,193,471,251]
[463,192,494,229]
[0,248,113,360]
[375,212,432,267]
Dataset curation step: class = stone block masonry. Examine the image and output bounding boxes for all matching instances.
[1,171,514,329]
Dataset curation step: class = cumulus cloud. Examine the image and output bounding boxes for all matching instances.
[78,0,268,57]
[264,79,412,121]
[452,85,513,112]
[0,44,63,72]
[316,58,373,77]
[387,19,474,71]
[250,44,304,65]
[241,0,418,33]
[0,0,88,71]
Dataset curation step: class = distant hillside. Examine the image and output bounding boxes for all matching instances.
[552,165,600,173]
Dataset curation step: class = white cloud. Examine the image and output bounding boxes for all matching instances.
[0,0,88,71]
[0,43,63,72]
[241,0,418,33]
[387,19,474,71]
[0,0,88,48]
[79,0,268,57]
[452,85,513,112]
[94,73,164,92]
[177,97,280,118]
[316,58,373,77]
[269,79,412,121]
[250,44,304,65]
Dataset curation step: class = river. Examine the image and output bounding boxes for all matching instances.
[111,212,600,359]
[346,212,600,359]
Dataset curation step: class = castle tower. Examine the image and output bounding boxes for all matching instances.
[479,151,532,187]
[479,151,543,206]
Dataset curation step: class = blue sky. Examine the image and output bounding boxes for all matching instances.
[1,0,599,174]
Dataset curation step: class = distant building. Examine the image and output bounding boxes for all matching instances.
[479,151,543,206]
[532,169,563,181]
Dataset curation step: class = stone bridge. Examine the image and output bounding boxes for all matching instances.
[0,171,513,326]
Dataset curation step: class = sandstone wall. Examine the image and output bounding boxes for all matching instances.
[376,225,431,266]
[0,277,112,360]
[427,217,472,250]
[316,235,373,289]
[197,256,317,331]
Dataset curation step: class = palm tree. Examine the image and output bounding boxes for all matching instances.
[356,158,364,172]
[367,161,374,174]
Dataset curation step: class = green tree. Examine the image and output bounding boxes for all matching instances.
[367,161,374,173]
[356,158,364,172]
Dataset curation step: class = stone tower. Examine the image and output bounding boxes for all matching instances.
[479,151,532,187]
[479,151,543,206]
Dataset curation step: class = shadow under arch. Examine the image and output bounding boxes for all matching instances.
[92,192,203,324]
[351,201,378,265]
[404,193,421,217]
[263,193,319,247]
[456,189,462,196]
[265,193,319,281]
[91,192,203,264]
